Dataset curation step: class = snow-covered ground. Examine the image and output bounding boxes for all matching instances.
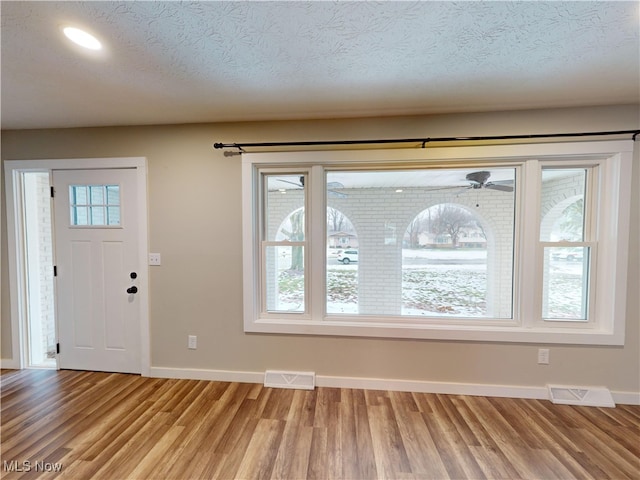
[327,249,488,316]
[275,248,584,319]
[401,248,487,260]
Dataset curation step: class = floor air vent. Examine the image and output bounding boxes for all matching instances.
[547,385,615,407]
[264,370,315,390]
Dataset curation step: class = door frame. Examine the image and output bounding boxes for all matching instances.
[3,157,150,375]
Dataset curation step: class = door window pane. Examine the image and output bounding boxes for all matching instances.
[90,206,105,225]
[107,207,121,225]
[106,185,120,204]
[69,184,120,226]
[71,185,88,204]
[90,185,105,204]
[73,206,89,225]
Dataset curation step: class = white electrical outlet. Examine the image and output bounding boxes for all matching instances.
[188,335,197,350]
[149,253,162,266]
[538,348,550,364]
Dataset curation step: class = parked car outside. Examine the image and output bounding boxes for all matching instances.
[337,249,359,264]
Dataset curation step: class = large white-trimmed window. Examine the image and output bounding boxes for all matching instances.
[242,141,633,345]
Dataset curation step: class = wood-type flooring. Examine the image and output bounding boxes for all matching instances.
[1,369,639,479]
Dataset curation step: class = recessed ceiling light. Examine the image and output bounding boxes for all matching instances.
[63,27,102,50]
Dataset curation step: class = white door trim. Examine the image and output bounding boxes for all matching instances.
[3,158,150,375]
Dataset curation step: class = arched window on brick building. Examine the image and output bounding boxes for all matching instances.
[402,203,500,318]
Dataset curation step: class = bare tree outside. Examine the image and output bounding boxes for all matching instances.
[327,207,346,232]
[430,204,477,247]
[400,203,490,316]
[404,204,484,248]
[405,216,423,248]
[279,209,305,270]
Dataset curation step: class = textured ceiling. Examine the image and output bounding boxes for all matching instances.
[1,1,639,130]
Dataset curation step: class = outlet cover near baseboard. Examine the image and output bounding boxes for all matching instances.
[264,370,315,390]
[548,385,615,408]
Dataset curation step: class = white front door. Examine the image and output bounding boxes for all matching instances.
[53,168,141,373]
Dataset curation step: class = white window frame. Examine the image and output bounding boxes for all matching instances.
[259,169,310,318]
[242,141,633,345]
[536,163,598,326]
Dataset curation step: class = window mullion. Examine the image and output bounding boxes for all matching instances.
[309,165,325,320]
[518,160,541,327]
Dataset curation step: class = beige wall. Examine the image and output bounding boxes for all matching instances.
[2,105,639,394]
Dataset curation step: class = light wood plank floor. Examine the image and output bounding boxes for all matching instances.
[1,369,638,479]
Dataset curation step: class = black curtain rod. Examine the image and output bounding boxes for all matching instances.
[213,129,640,151]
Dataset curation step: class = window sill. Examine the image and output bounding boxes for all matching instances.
[246,317,623,346]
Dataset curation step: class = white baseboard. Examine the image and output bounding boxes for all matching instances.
[316,375,549,400]
[148,366,640,405]
[149,367,263,384]
[0,358,20,369]
[611,391,640,405]
[2,364,636,405]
